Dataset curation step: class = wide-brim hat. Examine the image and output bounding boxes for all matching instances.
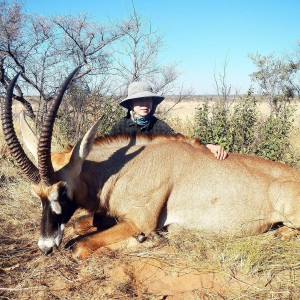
[120,81,164,109]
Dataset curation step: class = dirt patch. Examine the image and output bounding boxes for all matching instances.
[1,233,227,299]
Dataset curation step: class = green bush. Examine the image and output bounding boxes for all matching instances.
[193,95,257,153]
[193,93,297,165]
[229,94,257,153]
[254,107,296,163]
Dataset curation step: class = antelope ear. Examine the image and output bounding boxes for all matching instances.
[19,111,38,163]
[67,116,103,177]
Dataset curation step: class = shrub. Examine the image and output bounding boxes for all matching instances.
[193,93,297,165]
[229,94,257,153]
[254,106,296,163]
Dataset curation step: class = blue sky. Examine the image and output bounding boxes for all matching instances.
[23,0,300,94]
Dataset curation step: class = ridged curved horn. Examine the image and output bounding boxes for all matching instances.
[1,74,40,184]
[38,66,81,186]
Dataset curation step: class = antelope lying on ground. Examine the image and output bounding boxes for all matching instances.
[2,68,300,259]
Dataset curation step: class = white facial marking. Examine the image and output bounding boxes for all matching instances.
[50,201,62,215]
[48,188,59,202]
[48,188,62,214]
[38,224,65,251]
[38,236,55,250]
[54,224,65,247]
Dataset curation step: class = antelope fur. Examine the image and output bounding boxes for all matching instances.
[75,135,300,235]
[29,130,300,236]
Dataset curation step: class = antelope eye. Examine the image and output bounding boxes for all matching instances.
[59,187,69,205]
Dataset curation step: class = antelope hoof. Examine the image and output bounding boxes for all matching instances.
[72,242,92,260]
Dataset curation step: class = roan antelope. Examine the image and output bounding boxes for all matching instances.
[2,67,300,259]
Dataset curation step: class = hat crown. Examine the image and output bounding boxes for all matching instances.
[119,81,164,109]
[128,82,153,97]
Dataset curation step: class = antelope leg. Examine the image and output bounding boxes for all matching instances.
[72,222,140,259]
[73,214,97,235]
[73,213,117,235]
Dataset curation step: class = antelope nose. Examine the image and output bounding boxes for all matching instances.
[41,246,53,255]
[38,237,54,255]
